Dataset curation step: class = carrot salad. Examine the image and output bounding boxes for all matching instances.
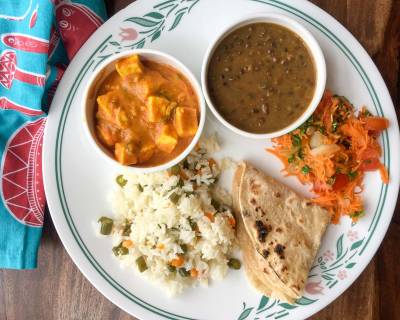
[268,90,389,223]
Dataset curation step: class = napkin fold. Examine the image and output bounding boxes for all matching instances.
[0,0,107,269]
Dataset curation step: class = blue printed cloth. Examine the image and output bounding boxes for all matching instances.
[0,0,107,269]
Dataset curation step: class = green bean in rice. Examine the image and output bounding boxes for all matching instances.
[98,138,238,296]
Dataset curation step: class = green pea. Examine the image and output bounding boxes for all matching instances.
[136,256,148,273]
[98,217,113,235]
[227,258,241,270]
[116,175,127,187]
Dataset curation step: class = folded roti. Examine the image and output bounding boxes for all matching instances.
[233,162,330,303]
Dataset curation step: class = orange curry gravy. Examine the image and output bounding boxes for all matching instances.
[95,55,199,167]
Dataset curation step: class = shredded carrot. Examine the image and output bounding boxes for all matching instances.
[190,268,199,277]
[228,217,236,227]
[170,255,184,267]
[205,212,215,222]
[268,90,389,223]
[157,243,165,250]
[122,240,133,248]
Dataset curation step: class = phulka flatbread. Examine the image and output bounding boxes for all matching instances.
[233,161,330,303]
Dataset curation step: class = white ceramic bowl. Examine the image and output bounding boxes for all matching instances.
[82,49,206,174]
[201,12,326,139]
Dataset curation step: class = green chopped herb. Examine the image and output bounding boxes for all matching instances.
[227,258,241,270]
[122,222,132,236]
[347,171,358,180]
[98,216,113,235]
[137,184,144,192]
[361,109,372,117]
[332,121,338,132]
[136,256,148,272]
[182,159,189,169]
[288,154,295,163]
[301,165,310,174]
[177,178,184,188]
[349,211,365,220]
[292,134,301,146]
[178,268,190,277]
[170,164,180,175]
[188,217,197,231]
[116,175,127,187]
[180,244,188,253]
[318,126,325,134]
[298,148,304,160]
[112,243,129,256]
[169,192,180,204]
[211,198,221,211]
[168,265,176,273]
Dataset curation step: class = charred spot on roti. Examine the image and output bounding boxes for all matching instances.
[274,192,281,198]
[250,198,257,205]
[262,249,270,258]
[276,227,283,233]
[274,244,286,259]
[282,266,288,273]
[305,201,312,206]
[254,220,271,243]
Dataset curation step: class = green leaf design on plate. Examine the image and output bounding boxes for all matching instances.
[278,303,297,310]
[151,30,162,42]
[257,296,269,310]
[345,262,356,269]
[109,41,120,46]
[322,274,333,281]
[238,307,254,320]
[295,296,317,305]
[125,17,160,27]
[154,0,177,9]
[336,234,344,258]
[350,239,363,250]
[144,12,164,19]
[169,11,185,31]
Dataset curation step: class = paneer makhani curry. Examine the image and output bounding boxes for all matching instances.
[95,54,199,167]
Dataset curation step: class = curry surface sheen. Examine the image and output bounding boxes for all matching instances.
[207,23,316,134]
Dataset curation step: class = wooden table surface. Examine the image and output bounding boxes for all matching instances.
[1,1,399,319]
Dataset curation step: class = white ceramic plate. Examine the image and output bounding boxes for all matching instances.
[43,1,400,319]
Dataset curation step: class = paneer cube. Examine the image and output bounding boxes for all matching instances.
[138,139,156,163]
[128,71,165,101]
[115,54,144,78]
[96,121,120,147]
[114,142,138,165]
[174,107,198,138]
[96,91,130,128]
[96,91,117,122]
[146,96,169,122]
[156,124,178,153]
